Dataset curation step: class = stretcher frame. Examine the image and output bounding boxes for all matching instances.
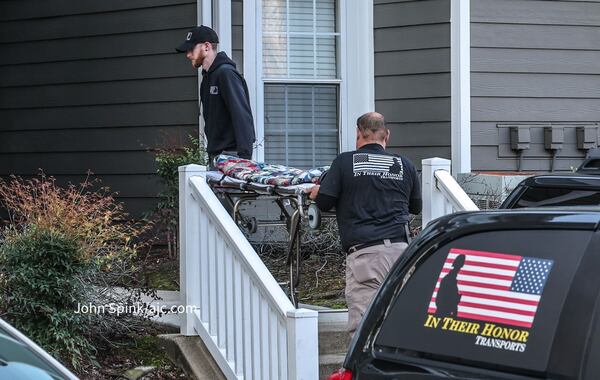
[205,172,335,307]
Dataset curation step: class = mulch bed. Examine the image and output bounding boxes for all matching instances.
[78,323,186,380]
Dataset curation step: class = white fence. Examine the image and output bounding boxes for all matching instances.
[179,164,318,380]
[422,157,479,228]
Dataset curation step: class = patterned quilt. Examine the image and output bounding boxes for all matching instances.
[214,154,328,186]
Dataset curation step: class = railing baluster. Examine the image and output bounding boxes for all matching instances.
[233,258,243,375]
[225,245,234,362]
[269,310,278,380]
[251,285,261,380]
[261,298,269,380]
[200,210,209,323]
[278,319,287,380]
[217,237,225,348]
[242,272,252,380]
[208,220,217,337]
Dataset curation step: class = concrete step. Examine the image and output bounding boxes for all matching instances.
[319,354,346,380]
[158,334,225,380]
[317,309,349,379]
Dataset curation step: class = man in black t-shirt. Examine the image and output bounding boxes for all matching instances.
[307,112,422,335]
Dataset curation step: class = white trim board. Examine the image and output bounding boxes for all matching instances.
[450,0,471,174]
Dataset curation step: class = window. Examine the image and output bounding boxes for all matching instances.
[262,0,340,168]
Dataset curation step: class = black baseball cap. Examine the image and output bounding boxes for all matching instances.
[176,25,219,52]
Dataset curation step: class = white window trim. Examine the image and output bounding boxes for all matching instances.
[244,0,374,161]
[197,0,232,148]
[450,0,471,174]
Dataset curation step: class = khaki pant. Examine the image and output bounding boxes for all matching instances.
[346,240,408,336]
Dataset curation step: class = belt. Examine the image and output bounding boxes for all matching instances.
[347,237,406,254]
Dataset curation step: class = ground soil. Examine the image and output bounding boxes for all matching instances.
[78,323,186,380]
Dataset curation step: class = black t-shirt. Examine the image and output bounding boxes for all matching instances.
[318,143,421,252]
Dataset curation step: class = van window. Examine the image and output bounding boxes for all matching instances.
[374,230,591,375]
[513,187,600,208]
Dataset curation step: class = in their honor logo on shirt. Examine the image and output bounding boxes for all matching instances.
[352,153,403,180]
[210,86,219,95]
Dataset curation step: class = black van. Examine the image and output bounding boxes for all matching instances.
[328,208,600,380]
[500,151,600,209]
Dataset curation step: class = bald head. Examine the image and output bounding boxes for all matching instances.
[356,112,388,144]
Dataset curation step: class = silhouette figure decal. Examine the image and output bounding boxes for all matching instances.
[435,254,466,318]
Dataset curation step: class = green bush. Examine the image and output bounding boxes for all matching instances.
[153,136,206,257]
[0,174,158,372]
[0,226,95,369]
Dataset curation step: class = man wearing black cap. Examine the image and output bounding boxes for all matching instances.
[176,26,255,166]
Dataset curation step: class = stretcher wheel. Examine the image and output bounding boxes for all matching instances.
[307,203,322,230]
[245,217,258,234]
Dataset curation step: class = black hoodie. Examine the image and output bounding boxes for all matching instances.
[201,52,255,158]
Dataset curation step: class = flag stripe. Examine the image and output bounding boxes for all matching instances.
[431,296,538,311]
[447,260,520,272]
[458,301,537,316]
[458,306,534,323]
[428,302,536,317]
[446,254,520,268]
[441,268,515,281]
[457,312,533,328]
[457,280,510,291]
[459,291,540,306]
[449,248,523,261]
[442,264,517,277]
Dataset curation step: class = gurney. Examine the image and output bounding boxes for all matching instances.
[205,155,335,307]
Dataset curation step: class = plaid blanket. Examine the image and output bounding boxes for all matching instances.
[214,154,328,186]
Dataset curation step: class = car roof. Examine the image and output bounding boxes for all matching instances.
[519,173,600,190]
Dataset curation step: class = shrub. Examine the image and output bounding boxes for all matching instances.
[153,135,206,257]
[0,226,95,368]
[0,174,158,370]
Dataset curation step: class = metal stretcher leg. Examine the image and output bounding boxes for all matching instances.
[287,208,302,308]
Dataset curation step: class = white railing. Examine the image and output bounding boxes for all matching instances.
[422,157,479,228]
[179,165,319,380]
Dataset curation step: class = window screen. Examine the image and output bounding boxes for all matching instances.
[262,0,337,79]
[264,84,338,167]
[374,230,591,375]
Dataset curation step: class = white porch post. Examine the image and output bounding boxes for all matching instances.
[213,0,232,57]
[450,0,471,174]
[179,164,206,336]
[422,158,452,229]
[340,0,374,153]
[286,308,319,380]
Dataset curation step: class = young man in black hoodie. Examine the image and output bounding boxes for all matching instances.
[176,26,256,167]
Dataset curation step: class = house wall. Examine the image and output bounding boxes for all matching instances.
[0,0,199,217]
[373,0,452,169]
[471,0,600,172]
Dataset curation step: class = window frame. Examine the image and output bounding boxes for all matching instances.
[243,0,374,162]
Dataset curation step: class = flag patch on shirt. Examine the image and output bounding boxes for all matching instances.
[352,153,403,179]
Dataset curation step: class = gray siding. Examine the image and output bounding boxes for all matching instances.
[373,0,451,169]
[0,0,199,217]
[471,0,600,172]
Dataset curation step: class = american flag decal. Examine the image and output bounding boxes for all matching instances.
[428,248,553,328]
[353,153,403,175]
